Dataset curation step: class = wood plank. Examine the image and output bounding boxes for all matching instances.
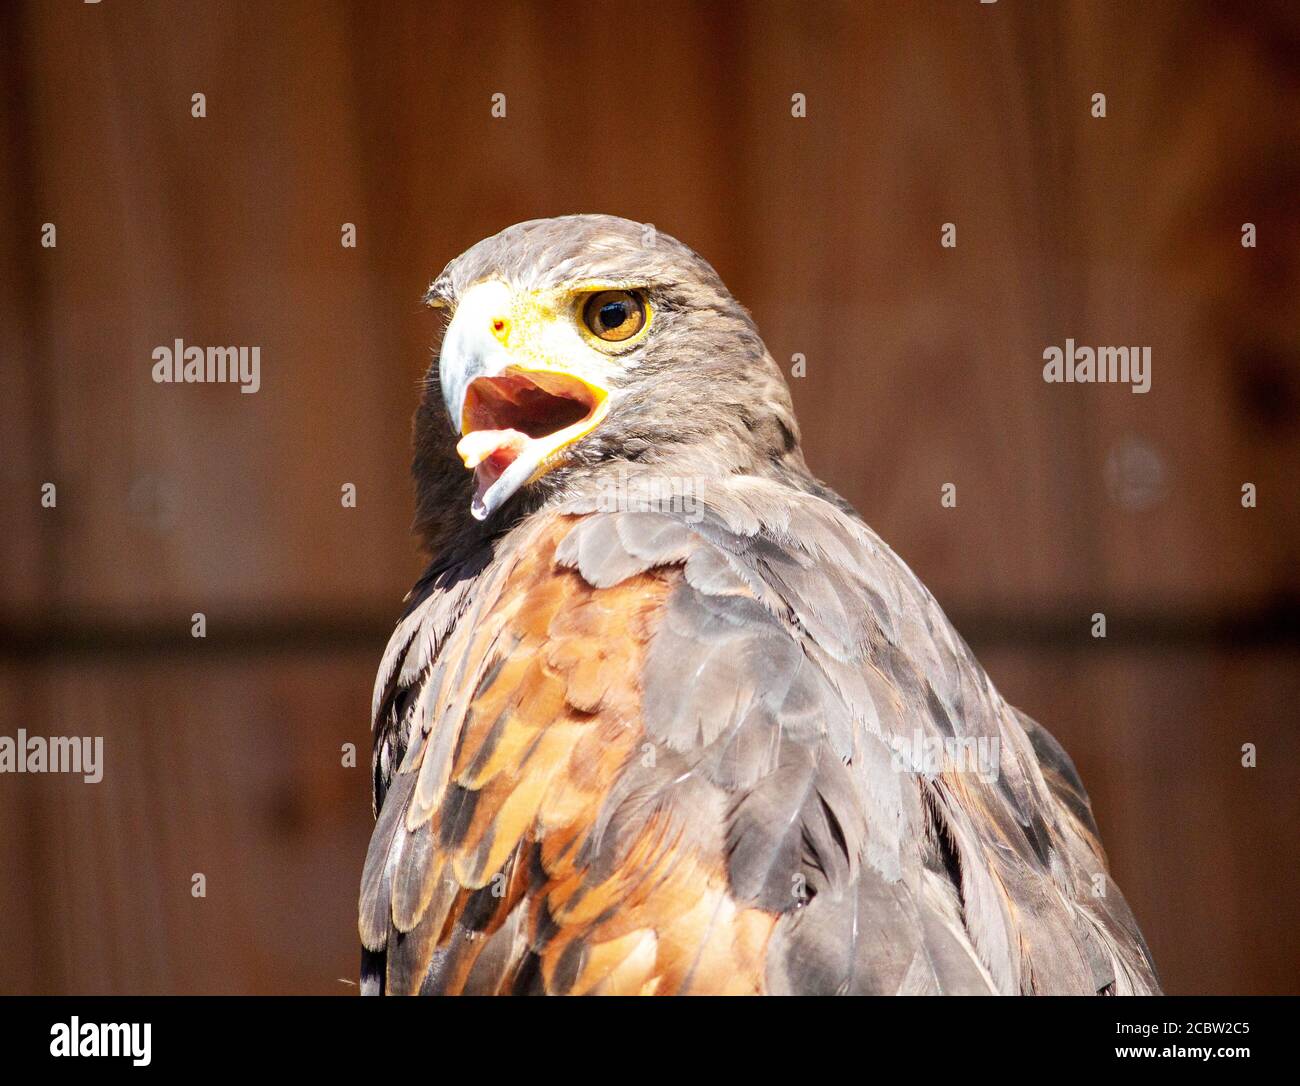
[9,1,424,623]
[0,651,376,994]
[0,3,58,615]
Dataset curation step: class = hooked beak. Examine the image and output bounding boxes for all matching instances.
[439,281,612,520]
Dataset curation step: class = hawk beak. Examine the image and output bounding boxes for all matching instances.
[439,282,612,520]
[455,369,610,520]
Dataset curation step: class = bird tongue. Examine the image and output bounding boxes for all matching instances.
[457,429,531,505]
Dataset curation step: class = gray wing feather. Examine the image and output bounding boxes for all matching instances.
[555,478,1160,995]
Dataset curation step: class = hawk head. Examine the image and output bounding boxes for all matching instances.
[413,215,806,549]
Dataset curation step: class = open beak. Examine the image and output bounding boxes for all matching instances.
[439,281,612,520]
[455,369,609,519]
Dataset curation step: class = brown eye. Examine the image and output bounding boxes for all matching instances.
[583,290,646,342]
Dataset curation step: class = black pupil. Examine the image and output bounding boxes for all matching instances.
[599,300,629,329]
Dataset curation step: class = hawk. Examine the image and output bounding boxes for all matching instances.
[359,215,1160,996]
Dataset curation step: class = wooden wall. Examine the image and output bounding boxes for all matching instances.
[1,0,1296,994]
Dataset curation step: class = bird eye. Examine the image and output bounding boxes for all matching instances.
[582,290,646,343]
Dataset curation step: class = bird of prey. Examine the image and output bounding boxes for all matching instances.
[359,214,1160,996]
